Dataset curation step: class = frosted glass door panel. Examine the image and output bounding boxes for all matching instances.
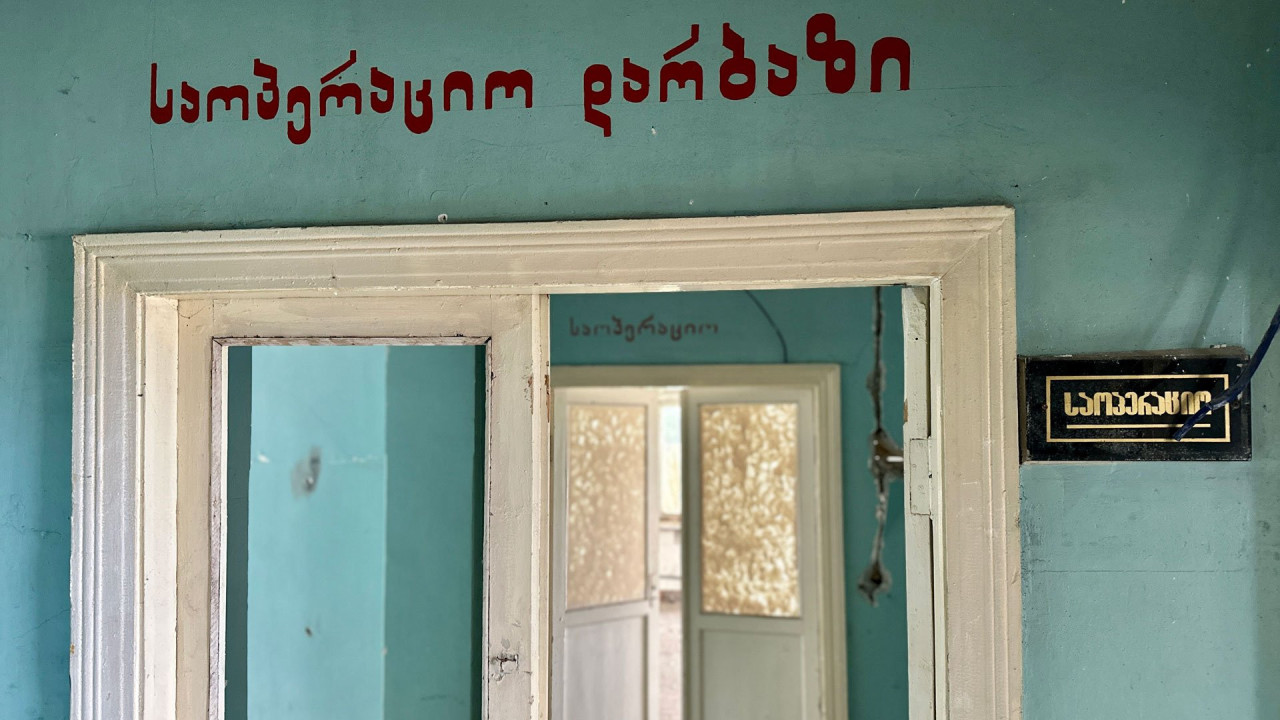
[566,404,650,610]
[699,403,800,618]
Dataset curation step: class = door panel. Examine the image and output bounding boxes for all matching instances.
[564,616,649,720]
[553,388,661,720]
[701,631,805,720]
[684,388,822,720]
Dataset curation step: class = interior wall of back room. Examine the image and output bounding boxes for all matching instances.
[551,288,908,720]
[230,346,390,720]
[224,345,484,719]
[1,0,1278,718]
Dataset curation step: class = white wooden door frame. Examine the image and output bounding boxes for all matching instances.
[551,364,847,720]
[901,286,939,720]
[72,206,1019,720]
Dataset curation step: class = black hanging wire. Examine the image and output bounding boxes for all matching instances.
[857,287,904,606]
[1174,300,1280,440]
[745,290,789,362]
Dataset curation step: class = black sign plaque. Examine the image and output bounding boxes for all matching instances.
[1020,349,1252,462]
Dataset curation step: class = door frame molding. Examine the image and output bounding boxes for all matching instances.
[551,365,846,720]
[72,206,1019,720]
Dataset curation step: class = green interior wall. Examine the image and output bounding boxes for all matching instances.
[550,288,908,719]
[232,345,391,719]
[224,345,482,719]
[2,1,1278,718]
[383,346,485,720]
[225,347,252,720]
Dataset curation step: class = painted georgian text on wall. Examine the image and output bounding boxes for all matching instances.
[149,13,910,145]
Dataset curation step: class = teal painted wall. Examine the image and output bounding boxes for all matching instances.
[1,0,1277,718]
[238,346,391,718]
[225,347,252,719]
[224,345,483,719]
[384,346,485,720]
[551,288,908,718]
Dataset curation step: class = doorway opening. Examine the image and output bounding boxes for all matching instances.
[72,207,1020,720]
[549,286,907,720]
[220,343,485,719]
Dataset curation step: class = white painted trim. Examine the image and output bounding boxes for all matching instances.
[902,286,937,720]
[72,207,1019,720]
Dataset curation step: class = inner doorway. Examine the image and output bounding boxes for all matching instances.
[549,287,909,720]
[552,372,840,720]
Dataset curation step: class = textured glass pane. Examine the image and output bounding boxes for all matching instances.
[700,403,800,618]
[567,404,649,609]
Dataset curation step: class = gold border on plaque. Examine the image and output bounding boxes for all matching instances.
[1044,374,1230,443]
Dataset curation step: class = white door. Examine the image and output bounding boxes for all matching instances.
[683,386,823,720]
[551,387,662,720]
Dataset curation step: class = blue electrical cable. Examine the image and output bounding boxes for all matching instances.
[1174,300,1280,441]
